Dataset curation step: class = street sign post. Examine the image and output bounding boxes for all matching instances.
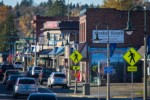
[70,50,83,94]
[123,47,141,100]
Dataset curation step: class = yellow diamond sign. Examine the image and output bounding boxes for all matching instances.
[70,50,83,64]
[123,47,141,66]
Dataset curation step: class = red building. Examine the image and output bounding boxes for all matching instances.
[78,8,150,83]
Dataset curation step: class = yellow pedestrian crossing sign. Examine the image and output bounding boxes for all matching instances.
[70,50,83,64]
[123,47,141,66]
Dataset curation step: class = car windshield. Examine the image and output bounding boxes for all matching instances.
[15,62,22,64]
[43,69,52,74]
[6,71,19,76]
[9,75,22,80]
[35,67,42,70]
[29,95,56,100]
[19,79,35,84]
[54,74,66,78]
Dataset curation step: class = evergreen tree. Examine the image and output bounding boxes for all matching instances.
[45,0,67,16]
[0,14,18,52]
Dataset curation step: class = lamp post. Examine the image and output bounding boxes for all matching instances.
[34,33,37,66]
[95,23,110,100]
[124,6,147,100]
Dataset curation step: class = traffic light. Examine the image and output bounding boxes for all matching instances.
[47,32,50,40]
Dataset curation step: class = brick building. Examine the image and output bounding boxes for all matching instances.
[30,15,79,71]
[78,8,150,83]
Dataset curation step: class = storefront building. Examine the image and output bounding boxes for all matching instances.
[79,8,150,83]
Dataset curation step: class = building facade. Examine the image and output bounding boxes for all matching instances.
[79,8,150,83]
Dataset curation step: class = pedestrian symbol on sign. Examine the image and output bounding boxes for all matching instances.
[128,50,135,63]
[73,52,78,62]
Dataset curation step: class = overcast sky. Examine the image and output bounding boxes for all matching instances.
[3,0,102,7]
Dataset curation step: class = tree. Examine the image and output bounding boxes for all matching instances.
[101,0,133,10]
[0,14,19,52]
[45,0,67,17]
[0,6,9,23]
[18,15,32,37]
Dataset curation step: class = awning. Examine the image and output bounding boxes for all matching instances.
[55,47,64,56]
[39,49,53,55]
[49,47,58,55]
[24,47,34,54]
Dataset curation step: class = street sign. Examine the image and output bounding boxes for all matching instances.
[127,66,137,72]
[70,50,83,64]
[123,47,141,66]
[73,66,80,70]
[104,66,113,74]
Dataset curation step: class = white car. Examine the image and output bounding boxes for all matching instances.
[31,66,42,77]
[13,61,23,70]
[13,77,38,98]
[47,72,67,88]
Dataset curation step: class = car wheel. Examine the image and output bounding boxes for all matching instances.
[13,93,17,99]
[6,85,9,90]
[65,85,68,89]
[50,85,53,88]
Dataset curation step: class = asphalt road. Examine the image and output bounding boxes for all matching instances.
[0,79,148,100]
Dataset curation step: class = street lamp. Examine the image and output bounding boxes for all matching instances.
[124,6,147,100]
[95,23,110,100]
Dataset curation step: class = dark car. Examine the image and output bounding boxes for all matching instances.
[27,93,57,100]
[38,67,55,85]
[0,65,14,80]
[6,74,24,89]
[3,70,19,84]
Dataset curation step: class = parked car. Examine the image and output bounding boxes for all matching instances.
[0,64,14,80]
[13,61,23,70]
[13,77,38,98]
[38,67,55,85]
[6,74,24,89]
[47,72,67,88]
[27,93,57,100]
[3,70,20,84]
[31,66,42,77]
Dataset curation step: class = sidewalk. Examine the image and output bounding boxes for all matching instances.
[67,81,143,98]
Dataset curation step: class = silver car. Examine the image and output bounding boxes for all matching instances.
[47,72,67,88]
[13,77,38,98]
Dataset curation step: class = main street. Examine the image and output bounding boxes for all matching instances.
[0,80,147,100]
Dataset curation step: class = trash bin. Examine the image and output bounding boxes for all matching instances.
[82,83,90,95]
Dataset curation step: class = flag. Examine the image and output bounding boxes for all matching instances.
[110,43,116,57]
